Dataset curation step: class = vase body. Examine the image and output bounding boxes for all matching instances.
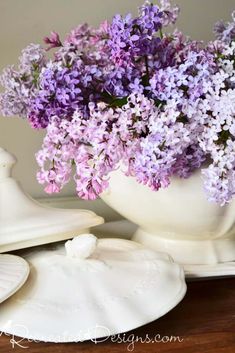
[101,168,235,265]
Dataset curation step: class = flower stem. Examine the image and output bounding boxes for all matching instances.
[144,55,149,79]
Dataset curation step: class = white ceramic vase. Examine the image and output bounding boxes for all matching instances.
[101,168,235,265]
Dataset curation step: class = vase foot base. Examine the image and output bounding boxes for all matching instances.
[183,261,235,279]
[132,228,235,266]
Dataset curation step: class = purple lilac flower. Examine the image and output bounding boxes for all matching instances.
[0,44,46,118]
[64,21,109,54]
[172,145,206,179]
[64,24,92,49]
[214,11,235,44]
[159,0,179,26]
[44,31,62,51]
[1,1,235,206]
[150,50,215,104]
[28,62,82,128]
[28,55,105,128]
[107,2,164,66]
[36,93,207,198]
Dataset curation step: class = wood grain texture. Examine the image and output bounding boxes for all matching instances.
[0,278,234,353]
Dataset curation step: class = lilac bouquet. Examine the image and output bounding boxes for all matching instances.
[0,1,235,205]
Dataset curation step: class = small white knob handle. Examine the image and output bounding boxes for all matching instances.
[65,234,98,259]
[0,148,17,180]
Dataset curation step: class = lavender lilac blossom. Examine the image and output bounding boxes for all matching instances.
[0,0,235,205]
[0,44,46,118]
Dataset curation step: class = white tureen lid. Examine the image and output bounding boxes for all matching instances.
[0,254,29,304]
[0,235,186,342]
[0,148,104,253]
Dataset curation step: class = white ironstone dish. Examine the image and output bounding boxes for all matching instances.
[0,148,104,253]
[0,255,29,304]
[101,168,235,265]
[95,221,235,278]
[0,237,186,343]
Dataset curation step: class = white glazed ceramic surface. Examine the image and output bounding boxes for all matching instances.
[95,220,235,278]
[0,148,104,252]
[0,238,186,343]
[101,168,235,265]
[0,255,29,304]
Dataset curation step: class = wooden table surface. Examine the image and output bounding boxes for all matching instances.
[0,277,234,353]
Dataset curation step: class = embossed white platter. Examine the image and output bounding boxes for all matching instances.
[0,238,186,343]
[0,255,29,304]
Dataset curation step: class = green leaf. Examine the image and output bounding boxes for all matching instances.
[141,74,149,87]
[109,97,128,108]
[154,98,165,107]
[216,129,231,146]
[101,91,128,108]
[176,114,189,124]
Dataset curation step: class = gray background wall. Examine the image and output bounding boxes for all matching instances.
[0,0,234,198]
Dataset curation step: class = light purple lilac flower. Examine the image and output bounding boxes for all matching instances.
[0,44,46,118]
[159,0,179,26]
[214,11,235,44]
